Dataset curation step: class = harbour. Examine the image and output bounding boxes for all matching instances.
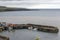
[0,9,60,40]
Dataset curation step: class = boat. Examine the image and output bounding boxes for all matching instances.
[28,26,33,30]
[33,28,37,30]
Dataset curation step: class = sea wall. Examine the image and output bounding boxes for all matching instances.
[0,22,59,33]
[7,23,59,33]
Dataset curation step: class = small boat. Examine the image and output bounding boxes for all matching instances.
[28,26,33,30]
[8,27,13,32]
[0,27,4,32]
[33,28,37,30]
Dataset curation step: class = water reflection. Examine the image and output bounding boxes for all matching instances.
[0,29,59,40]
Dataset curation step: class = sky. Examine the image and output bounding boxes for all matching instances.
[0,0,60,9]
[0,0,60,26]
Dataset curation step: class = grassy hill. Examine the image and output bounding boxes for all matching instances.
[0,6,39,12]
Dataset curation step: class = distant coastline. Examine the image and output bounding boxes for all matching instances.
[0,6,39,12]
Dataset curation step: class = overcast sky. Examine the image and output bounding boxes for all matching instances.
[0,0,60,9]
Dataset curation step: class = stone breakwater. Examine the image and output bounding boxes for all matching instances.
[0,22,59,33]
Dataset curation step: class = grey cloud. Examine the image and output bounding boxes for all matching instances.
[0,1,40,8]
[0,0,60,8]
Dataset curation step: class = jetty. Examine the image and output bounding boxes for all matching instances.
[37,26,59,33]
[27,24,59,33]
[0,22,59,33]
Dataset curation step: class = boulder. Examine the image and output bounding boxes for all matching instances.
[0,35,9,40]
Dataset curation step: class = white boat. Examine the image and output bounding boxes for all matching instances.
[8,27,12,31]
[28,26,33,30]
[33,28,37,30]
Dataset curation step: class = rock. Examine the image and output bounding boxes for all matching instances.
[0,35,9,40]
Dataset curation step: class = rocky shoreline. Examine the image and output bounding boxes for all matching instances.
[0,35,9,40]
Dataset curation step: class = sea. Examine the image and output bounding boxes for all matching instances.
[0,9,60,40]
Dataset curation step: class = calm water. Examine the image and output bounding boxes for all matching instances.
[0,29,59,40]
[0,9,60,40]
